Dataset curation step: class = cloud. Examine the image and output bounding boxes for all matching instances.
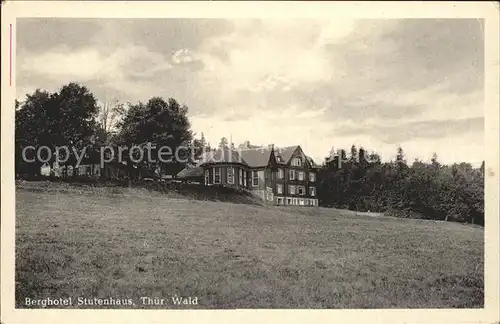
[15,18,484,165]
[17,44,174,102]
[335,117,484,143]
[196,20,336,93]
[172,48,194,64]
[21,45,172,81]
[16,18,103,52]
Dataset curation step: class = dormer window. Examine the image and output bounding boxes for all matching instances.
[292,157,302,167]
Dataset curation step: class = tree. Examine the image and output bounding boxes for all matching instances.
[317,143,484,226]
[53,83,100,175]
[431,152,439,166]
[97,99,125,144]
[350,145,358,163]
[15,83,99,176]
[192,132,208,162]
[115,97,193,178]
[15,89,55,176]
[396,146,406,166]
[219,137,228,149]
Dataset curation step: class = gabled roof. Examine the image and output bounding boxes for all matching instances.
[196,145,315,169]
[274,145,299,164]
[306,156,320,168]
[238,147,272,167]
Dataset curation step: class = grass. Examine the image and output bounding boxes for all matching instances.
[15,182,484,309]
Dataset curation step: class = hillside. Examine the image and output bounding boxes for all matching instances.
[15,182,484,308]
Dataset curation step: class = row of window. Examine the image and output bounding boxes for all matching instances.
[276,197,317,206]
[205,167,316,187]
[276,157,305,167]
[276,184,315,196]
[276,168,315,182]
[205,167,258,186]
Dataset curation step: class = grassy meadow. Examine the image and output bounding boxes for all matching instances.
[15,181,484,308]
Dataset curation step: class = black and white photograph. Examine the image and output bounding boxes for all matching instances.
[1,1,499,323]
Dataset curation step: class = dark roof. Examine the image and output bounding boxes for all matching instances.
[238,147,272,167]
[237,145,300,167]
[176,166,204,179]
[306,156,320,168]
[196,145,315,169]
[200,148,245,165]
[273,146,299,165]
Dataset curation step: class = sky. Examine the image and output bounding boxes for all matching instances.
[16,18,484,166]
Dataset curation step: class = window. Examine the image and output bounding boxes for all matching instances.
[267,169,273,180]
[205,170,210,185]
[298,171,304,181]
[299,199,305,206]
[213,168,221,184]
[292,157,302,166]
[298,186,305,195]
[239,169,243,185]
[293,198,298,205]
[243,171,247,187]
[252,170,259,186]
[309,172,316,182]
[277,197,284,205]
[227,167,234,184]
[287,198,292,205]
[310,187,316,196]
[277,168,284,179]
[277,184,283,194]
[289,169,296,180]
[289,185,296,195]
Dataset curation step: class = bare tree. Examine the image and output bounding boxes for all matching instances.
[98,99,125,143]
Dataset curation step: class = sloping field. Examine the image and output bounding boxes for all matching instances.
[15,182,484,308]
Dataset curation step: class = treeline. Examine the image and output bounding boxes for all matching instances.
[15,82,209,179]
[15,83,485,225]
[317,146,485,226]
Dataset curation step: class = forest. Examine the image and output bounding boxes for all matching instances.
[317,146,484,225]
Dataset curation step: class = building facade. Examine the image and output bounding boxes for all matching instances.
[178,145,319,206]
